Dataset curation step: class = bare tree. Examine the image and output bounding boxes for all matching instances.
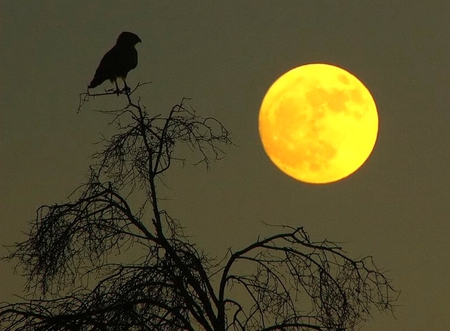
[0,85,397,331]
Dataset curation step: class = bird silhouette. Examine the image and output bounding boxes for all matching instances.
[88,32,141,93]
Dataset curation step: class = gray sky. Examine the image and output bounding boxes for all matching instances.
[1,1,450,330]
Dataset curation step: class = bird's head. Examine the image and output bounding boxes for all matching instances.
[117,31,142,46]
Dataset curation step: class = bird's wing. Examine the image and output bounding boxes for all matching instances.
[89,46,120,88]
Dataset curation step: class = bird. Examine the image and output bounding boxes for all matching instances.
[88,32,141,94]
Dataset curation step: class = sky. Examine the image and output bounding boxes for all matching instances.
[1,1,450,330]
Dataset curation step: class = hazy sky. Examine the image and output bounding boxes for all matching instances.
[2,1,450,330]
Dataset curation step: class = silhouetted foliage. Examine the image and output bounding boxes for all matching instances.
[1,85,397,331]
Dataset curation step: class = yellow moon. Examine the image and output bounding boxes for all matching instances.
[259,63,378,184]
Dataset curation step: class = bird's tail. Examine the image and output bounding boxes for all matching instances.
[88,77,103,89]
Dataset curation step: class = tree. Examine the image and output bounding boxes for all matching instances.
[0,85,397,331]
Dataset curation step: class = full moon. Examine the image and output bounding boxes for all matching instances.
[259,63,378,184]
